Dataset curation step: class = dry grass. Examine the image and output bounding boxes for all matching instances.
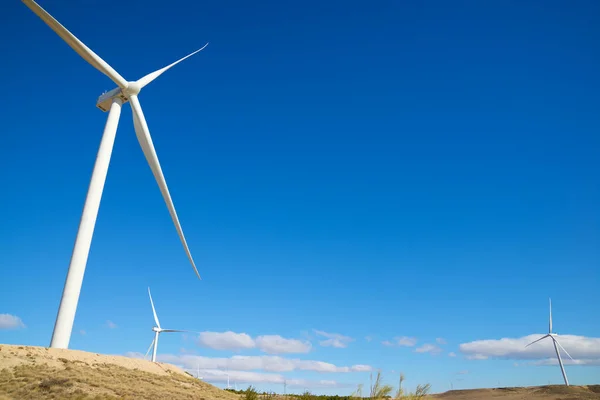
[431,385,600,400]
[0,344,241,400]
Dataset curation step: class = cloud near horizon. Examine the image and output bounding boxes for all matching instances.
[313,330,354,348]
[126,352,371,374]
[0,314,25,330]
[460,334,600,365]
[197,331,312,354]
[524,358,600,366]
[178,367,354,388]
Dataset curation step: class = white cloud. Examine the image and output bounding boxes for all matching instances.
[415,344,443,355]
[187,368,353,388]
[313,330,354,348]
[448,352,456,357]
[197,331,255,351]
[436,338,447,345]
[79,330,86,335]
[383,336,417,347]
[196,332,312,354]
[132,353,371,374]
[255,335,312,354]
[106,320,117,329]
[466,354,488,360]
[529,358,600,366]
[350,364,373,372]
[397,336,418,347]
[459,334,600,365]
[0,314,25,330]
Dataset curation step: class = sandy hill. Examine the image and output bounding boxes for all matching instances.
[0,344,241,399]
[430,385,600,400]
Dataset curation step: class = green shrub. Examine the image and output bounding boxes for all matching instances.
[245,385,260,400]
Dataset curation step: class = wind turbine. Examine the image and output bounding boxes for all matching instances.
[525,298,574,386]
[21,0,207,350]
[145,287,195,363]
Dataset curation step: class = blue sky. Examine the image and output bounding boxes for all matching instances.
[0,0,599,394]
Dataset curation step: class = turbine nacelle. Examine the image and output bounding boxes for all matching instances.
[96,87,128,111]
[96,81,142,111]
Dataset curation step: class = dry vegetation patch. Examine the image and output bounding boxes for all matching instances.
[0,344,241,400]
[430,385,600,400]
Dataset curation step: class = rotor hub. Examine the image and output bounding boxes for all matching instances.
[123,81,141,97]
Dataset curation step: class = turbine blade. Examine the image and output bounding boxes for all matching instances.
[553,337,574,361]
[549,298,553,333]
[147,287,161,329]
[144,337,155,359]
[525,334,550,348]
[136,43,209,89]
[129,95,201,279]
[161,329,197,333]
[21,0,128,89]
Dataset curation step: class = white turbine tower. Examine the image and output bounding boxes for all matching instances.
[525,298,574,386]
[145,287,195,363]
[21,0,207,350]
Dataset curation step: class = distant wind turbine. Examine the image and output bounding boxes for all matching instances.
[525,298,574,386]
[144,287,196,362]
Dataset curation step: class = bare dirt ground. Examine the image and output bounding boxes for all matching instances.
[431,385,600,400]
[0,344,241,399]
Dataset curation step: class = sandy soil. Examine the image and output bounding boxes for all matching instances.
[0,344,182,375]
[0,343,241,399]
[431,385,600,400]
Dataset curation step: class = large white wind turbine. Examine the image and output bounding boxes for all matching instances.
[21,0,207,349]
[525,298,574,386]
[145,287,196,363]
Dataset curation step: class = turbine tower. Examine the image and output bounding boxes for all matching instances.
[525,298,574,386]
[21,0,207,349]
[145,287,195,363]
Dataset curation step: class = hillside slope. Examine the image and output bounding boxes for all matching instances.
[431,385,600,400]
[0,344,240,400]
